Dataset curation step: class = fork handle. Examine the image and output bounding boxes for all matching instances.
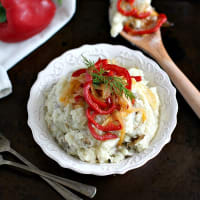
[6,160,96,198]
[9,149,96,198]
[9,149,83,200]
[150,43,200,118]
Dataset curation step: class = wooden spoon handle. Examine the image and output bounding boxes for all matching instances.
[150,44,200,118]
[120,31,200,118]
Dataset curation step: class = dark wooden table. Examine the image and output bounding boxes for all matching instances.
[0,0,200,199]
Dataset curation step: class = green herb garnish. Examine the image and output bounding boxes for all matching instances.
[82,55,95,69]
[57,0,62,6]
[82,56,135,101]
[0,3,6,23]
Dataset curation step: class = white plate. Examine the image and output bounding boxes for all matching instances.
[0,0,76,71]
[27,44,178,176]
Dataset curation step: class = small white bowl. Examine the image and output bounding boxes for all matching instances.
[27,44,178,176]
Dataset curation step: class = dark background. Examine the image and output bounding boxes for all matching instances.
[0,0,200,199]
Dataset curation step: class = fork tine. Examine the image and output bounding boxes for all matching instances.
[0,133,9,141]
[0,133,11,152]
[0,132,5,138]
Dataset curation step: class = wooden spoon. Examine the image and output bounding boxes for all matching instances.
[120,30,200,118]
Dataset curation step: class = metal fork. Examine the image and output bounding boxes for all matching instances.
[0,133,96,200]
[0,154,96,197]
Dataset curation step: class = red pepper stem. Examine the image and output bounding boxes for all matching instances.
[0,3,6,23]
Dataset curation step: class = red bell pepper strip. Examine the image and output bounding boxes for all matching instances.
[94,58,108,69]
[93,60,132,90]
[108,71,115,76]
[117,0,151,19]
[132,10,151,19]
[125,0,135,3]
[124,14,167,35]
[85,71,93,83]
[91,94,108,108]
[0,0,56,42]
[83,82,116,114]
[74,95,84,102]
[117,0,135,16]
[88,121,118,141]
[132,98,135,105]
[86,108,122,131]
[85,70,108,109]
[103,64,132,90]
[72,69,86,77]
[96,62,132,89]
[131,76,142,82]
[73,59,107,78]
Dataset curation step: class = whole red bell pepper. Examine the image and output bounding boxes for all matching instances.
[0,0,56,42]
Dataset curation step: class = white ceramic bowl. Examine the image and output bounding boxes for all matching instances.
[27,44,178,176]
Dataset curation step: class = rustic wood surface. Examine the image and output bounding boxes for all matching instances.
[0,0,200,199]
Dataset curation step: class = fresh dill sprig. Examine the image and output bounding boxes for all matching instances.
[82,55,95,68]
[82,57,135,101]
[93,74,135,100]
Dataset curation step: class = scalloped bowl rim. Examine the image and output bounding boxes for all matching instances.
[27,43,178,176]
